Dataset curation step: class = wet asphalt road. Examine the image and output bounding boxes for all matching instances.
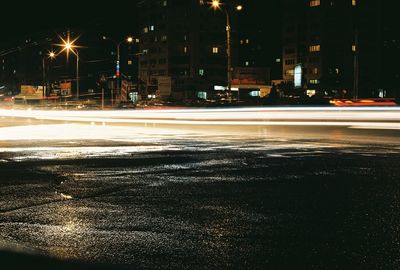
[0,115,400,269]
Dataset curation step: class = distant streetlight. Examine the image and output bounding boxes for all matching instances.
[210,0,243,103]
[212,0,221,9]
[42,51,57,97]
[56,33,81,100]
[103,36,135,106]
[48,51,56,59]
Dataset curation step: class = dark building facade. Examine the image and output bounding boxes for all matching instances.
[236,0,282,81]
[382,4,400,98]
[282,0,382,98]
[137,0,237,100]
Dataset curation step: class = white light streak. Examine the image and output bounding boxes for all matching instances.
[0,107,400,122]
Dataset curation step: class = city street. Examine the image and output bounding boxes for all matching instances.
[0,107,400,269]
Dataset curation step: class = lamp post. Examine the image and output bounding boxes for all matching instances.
[211,0,242,103]
[57,34,81,100]
[103,36,134,106]
[41,51,56,98]
[353,28,359,100]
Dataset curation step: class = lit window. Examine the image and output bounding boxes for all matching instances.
[245,61,249,66]
[249,91,260,97]
[197,91,207,99]
[276,58,281,63]
[184,46,188,53]
[143,27,149,33]
[212,47,219,54]
[245,39,250,44]
[286,69,294,76]
[352,0,357,6]
[352,44,357,51]
[309,79,320,84]
[199,69,205,76]
[150,25,155,31]
[306,90,316,97]
[309,44,321,52]
[161,35,167,42]
[162,0,167,6]
[128,60,133,65]
[310,0,320,7]
[312,67,318,74]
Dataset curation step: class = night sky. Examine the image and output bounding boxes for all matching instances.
[0,0,280,47]
[1,1,137,44]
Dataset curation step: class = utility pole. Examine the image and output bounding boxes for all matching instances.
[210,1,242,103]
[102,87,105,109]
[226,10,232,103]
[76,52,80,101]
[353,28,359,100]
[42,56,46,98]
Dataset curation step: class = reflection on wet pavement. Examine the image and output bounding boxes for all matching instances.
[0,120,400,269]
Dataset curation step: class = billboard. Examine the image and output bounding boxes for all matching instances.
[20,85,44,98]
[294,64,302,88]
[17,85,46,100]
[60,82,72,96]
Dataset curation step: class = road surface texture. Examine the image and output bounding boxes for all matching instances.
[0,107,400,269]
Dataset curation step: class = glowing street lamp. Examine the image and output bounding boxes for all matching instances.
[210,1,243,103]
[56,33,81,100]
[211,0,221,9]
[48,51,56,59]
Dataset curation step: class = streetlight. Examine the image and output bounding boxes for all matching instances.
[102,36,135,106]
[49,51,56,59]
[210,0,243,103]
[41,51,56,98]
[40,50,57,98]
[56,33,81,100]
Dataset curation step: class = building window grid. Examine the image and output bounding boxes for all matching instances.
[285,59,296,65]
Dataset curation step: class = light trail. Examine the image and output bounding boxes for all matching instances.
[0,107,399,153]
[0,107,400,123]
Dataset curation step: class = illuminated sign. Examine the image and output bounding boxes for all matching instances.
[116,60,120,77]
[214,86,239,91]
[19,85,44,99]
[294,64,302,88]
[60,82,72,96]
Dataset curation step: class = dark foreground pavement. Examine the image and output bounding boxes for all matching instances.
[1,133,400,269]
